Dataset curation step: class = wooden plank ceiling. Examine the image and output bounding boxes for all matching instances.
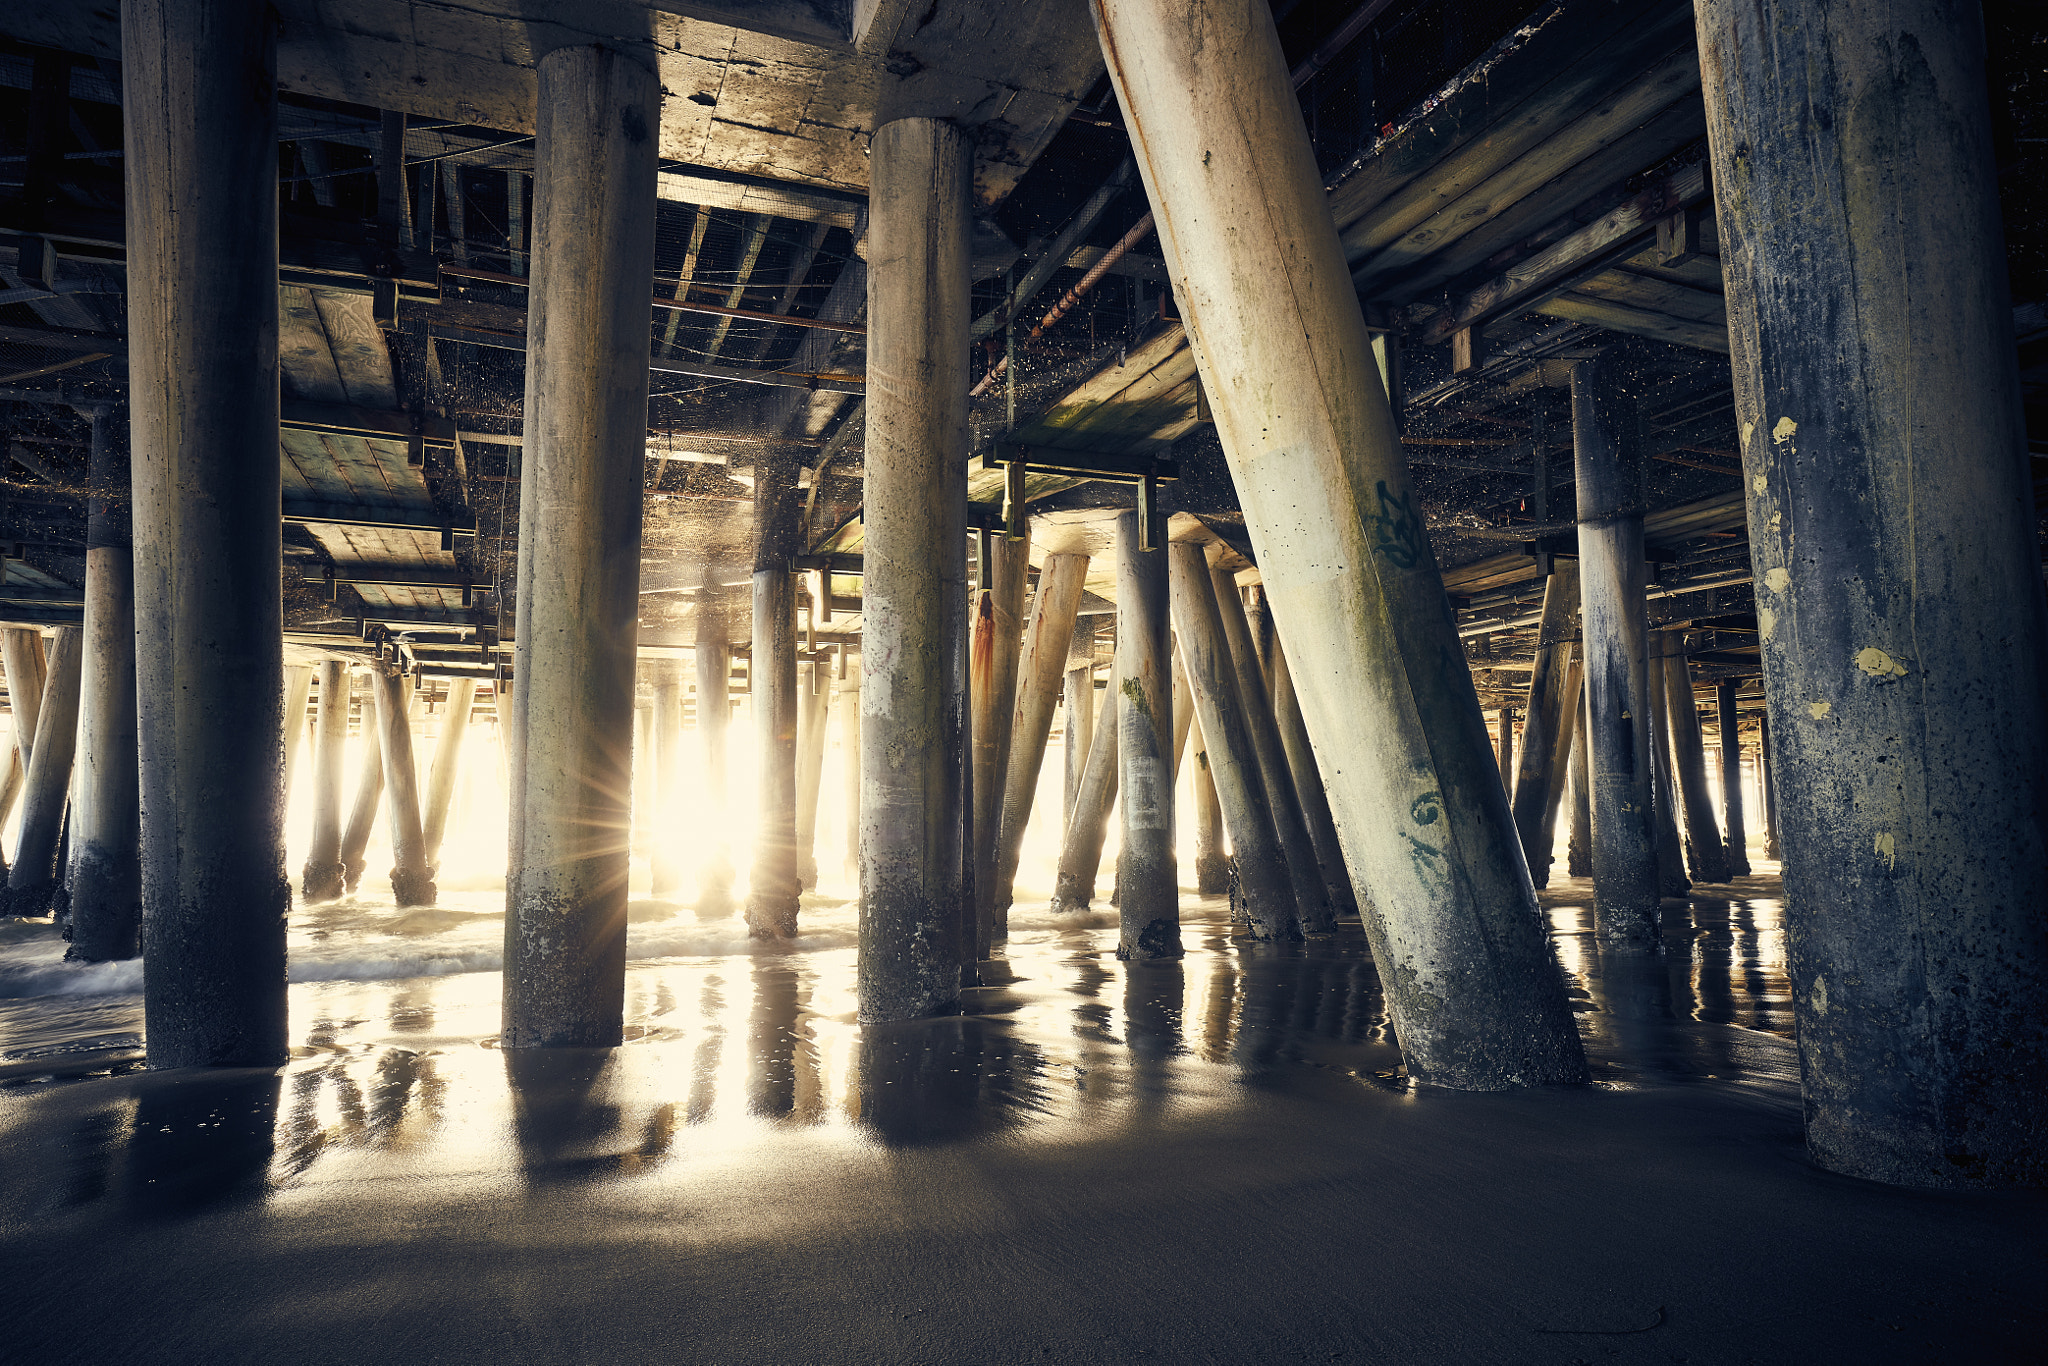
[1014,0,1722,481]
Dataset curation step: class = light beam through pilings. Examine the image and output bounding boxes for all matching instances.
[1094,0,1586,1088]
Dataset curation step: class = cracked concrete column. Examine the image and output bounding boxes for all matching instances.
[300,661,348,902]
[503,42,659,1047]
[1114,512,1177,959]
[858,116,971,1020]
[1699,0,2048,1184]
[64,403,141,960]
[122,0,287,1067]
[1573,353,1659,946]
[1095,0,1585,1088]
[993,551,1088,933]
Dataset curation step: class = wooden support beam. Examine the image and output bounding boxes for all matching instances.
[1420,159,1709,348]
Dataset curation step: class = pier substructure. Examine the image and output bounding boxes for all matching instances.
[1063,617,1097,826]
[373,670,434,907]
[1716,679,1751,876]
[1114,513,1177,959]
[421,677,476,873]
[858,116,971,1020]
[1051,659,1119,913]
[1267,639,1358,920]
[9,628,81,917]
[1510,564,1579,887]
[2,630,46,782]
[1167,544,1293,941]
[1700,0,2048,1184]
[747,491,801,937]
[503,43,658,1048]
[1661,644,1730,884]
[339,687,384,894]
[649,663,685,897]
[993,551,1088,932]
[1647,675,1690,899]
[794,658,831,893]
[281,665,312,806]
[123,0,287,1067]
[1211,566,1329,932]
[300,661,348,902]
[1566,718,1592,878]
[970,527,1030,953]
[64,403,141,960]
[1572,353,1659,946]
[1095,0,1585,1086]
[695,579,734,912]
[1189,716,1227,895]
[1495,707,1515,793]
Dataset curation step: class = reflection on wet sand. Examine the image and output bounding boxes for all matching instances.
[4,866,2042,1364]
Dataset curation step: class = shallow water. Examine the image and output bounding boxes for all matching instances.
[4,865,2039,1365]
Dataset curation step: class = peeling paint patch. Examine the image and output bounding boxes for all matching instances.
[1855,647,1908,679]
[1812,973,1828,1015]
[1765,567,1790,594]
[1742,420,1755,447]
[1772,416,1798,445]
[1808,700,1831,719]
[1875,831,1896,871]
[1752,474,1767,495]
[1758,606,1776,640]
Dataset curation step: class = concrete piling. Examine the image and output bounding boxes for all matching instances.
[993,552,1088,931]
[300,661,349,902]
[64,404,141,960]
[1095,0,1586,1087]
[1166,544,1293,941]
[1700,0,2048,1182]
[1114,513,1178,959]
[1572,353,1660,946]
[858,116,972,1021]
[502,42,659,1048]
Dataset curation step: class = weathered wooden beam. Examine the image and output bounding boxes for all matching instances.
[282,500,476,536]
[1420,160,1709,347]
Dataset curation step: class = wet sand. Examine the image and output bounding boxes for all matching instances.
[1,873,2041,1364]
